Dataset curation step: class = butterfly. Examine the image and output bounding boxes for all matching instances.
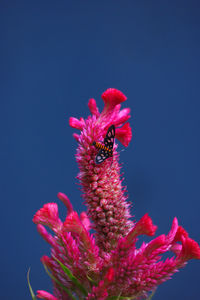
[92,125,115,164]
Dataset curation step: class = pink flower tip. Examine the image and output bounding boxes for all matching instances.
[80,211,91,231]
[115,122,132,147]
[63,211,80,231]
[144,234,166,256]
[88,98,100,116]
[33,203,62,231]
[124,214,157,248]
[69,117,84,130]
[73,133,80,141]
[36,290,58,300]
[41,255,51,267]
[181,237,200,260]
[63,212,94,252]
[102,88,127,111]
[133,213,157,237]
[174,226,189,242]
[165,217,179,244]
[139,213,157,236]
[105,268,115,282]
[57,192,73,214]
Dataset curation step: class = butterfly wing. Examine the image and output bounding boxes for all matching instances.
[95,149,110,164]
[94,125,115,164]
[104,125,115,150]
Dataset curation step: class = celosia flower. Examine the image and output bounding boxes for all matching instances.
[33,88,200,300]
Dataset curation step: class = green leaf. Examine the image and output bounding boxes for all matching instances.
[86,274,98,286]
[27,268,37,300]
[42,263,77,300]
[53,257,87,296]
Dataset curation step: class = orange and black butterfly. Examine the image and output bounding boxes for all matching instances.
[92,125,115,164]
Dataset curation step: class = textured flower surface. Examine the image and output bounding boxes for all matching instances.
[33,89,200,300]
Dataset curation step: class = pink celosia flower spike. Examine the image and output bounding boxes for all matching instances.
[69,88,133,253]
[33,89,200,300]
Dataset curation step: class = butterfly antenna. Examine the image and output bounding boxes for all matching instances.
[117,148,125,155]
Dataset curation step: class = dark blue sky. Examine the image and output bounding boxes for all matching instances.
[1,1,200,299]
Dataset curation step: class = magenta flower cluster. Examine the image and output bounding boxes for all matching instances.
[33,89,200,300]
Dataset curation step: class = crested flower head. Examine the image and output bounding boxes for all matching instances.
[69,88,133,253]
[33,89,200,300]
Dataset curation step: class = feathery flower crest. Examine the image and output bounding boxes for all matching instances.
[33,89,200,300]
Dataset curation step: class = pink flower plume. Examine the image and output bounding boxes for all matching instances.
[33,89,200,300]
[102,88,127,112]
[33,203,62,232]
[115,122,132,147]
[179,237,200,261]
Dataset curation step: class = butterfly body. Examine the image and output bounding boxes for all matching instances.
[93,125,115,164]
[92,141,112,154]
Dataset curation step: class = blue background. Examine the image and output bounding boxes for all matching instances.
[1,1,200,299]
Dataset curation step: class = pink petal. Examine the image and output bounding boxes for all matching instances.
[41,255,51,267]
[80,211,91,231]
[87,281,108,300]
[37,290,58,300]
[137,213,157,236]
[33,203,62,232]
[174,226,189,242]
[57,192,73,215]
[115,108,131,127]
[63,212,91,249]
[115,122,132,147]
[73,133,80,141]
[37,224,57,247]
[88,98,100,116]
[125,214,157,246]
[180,237,200,261]
[105,267,115,282]
[171,243,182,256]
[69,117,84,130]
[102,88,127,112]
[144,235,166,256]
[165,217,179,244]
